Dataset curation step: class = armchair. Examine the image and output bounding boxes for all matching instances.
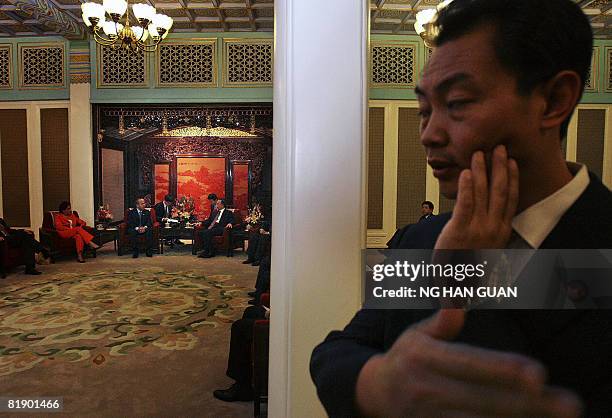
[117,208,160,256]
[40,211,96,260]
[193,209,245,257]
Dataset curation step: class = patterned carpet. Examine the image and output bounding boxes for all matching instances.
[0,248,257,418]
[0,268,249,377]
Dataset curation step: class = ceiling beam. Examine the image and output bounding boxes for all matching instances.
[372,0,386,20]
[177,0,201,32]
[245,0,256,31]
[3,10,43,34]
[0,24,16,35]
[394,0,422,34]
[6,0,84,39]
[210,0,228,31]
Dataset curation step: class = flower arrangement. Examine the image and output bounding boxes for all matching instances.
[244,203,263,226]
[175,196,196,221]
[97,205,113,222]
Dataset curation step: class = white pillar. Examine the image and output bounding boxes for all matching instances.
[270,1,369,416]
[27,104,43,237]
[69,83,94,224]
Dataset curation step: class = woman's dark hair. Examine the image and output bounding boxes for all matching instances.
[436,0,593,138]
[59,201,71,212]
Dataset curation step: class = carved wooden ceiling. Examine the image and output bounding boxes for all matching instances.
[0,0,610,39]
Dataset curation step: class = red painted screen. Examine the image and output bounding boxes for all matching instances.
[177,157,226,219]
[154,164,170,204]
[233,163,249,212]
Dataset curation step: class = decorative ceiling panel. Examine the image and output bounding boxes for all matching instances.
[0,0,611,38]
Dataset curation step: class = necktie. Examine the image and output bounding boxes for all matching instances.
[208,210,222,230]
[139,210,142,227]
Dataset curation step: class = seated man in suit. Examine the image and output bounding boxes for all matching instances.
[201,193,219,229]
[0,218,49,275]
[213,304,269,402]
[242,221,271,266]
[311,1,611,417]
[419,200,435,222]
[127,198,154,258]
[197,199,234,258]
[153,194,182,247]
[154,194,175,225]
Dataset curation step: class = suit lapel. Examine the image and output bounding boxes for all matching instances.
[519,174,612,343]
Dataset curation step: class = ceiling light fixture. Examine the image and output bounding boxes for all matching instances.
[81,0,173,53]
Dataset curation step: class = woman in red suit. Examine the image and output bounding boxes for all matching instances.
[55,201,99,262]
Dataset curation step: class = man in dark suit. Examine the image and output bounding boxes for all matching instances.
[197,199,234,258]
[418,200,435,222]
[202,193,219,228]
[127,198,154,258]
[153,194,174,224]
[0,218,49,275]
[311,1,611,417]
[154,194,182,247]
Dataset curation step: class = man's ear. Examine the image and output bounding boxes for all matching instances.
[539,71,582,131]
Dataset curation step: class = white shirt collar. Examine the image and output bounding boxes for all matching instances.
[512,163,589,249]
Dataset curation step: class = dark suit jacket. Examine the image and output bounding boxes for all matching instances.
[0,218,14,237]
[311,174,612,418]
[127,208,153,231]
[153,202,173,223]
[207,208,234,230]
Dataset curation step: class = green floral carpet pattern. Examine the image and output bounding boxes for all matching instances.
[0,268,249,377]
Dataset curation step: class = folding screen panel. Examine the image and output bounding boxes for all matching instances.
[396,107,427,228]
[232,162,250,212]
[176,156,226,218]
[0,109,30,226]
[101,148,124,218]
[154,163,170,204]
[41,108,70,213]
[577,109,606,180]
[368,107,385,230]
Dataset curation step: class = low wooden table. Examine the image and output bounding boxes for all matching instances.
[159,225,197,254]
[93,226,119,253]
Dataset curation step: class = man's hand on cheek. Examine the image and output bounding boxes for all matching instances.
[435,145,519,250]
[355,310,582,418]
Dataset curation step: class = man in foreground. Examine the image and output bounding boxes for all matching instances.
[311,0,612,416]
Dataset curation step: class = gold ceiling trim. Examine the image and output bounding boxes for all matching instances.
[159,126,257,138]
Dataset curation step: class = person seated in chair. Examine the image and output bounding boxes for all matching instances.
[154,194,183,247]
[213,304,269,402]
[201,193,219,229]
[247,255,270,305]
[54,201,100,263]
[197,199,234,258]
[243,221,271,266]
[0,218,49,275]
[128,198,154,258]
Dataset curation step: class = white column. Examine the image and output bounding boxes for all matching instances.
[270,1,369,417]
[27,104,43,237]
[69,83,94,224]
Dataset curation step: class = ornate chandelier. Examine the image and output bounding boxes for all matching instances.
[81,0,173,53]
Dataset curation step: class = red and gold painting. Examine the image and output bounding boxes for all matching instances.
[232,163,250,212]
[154,164,170,204]
[177,156,226,219]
